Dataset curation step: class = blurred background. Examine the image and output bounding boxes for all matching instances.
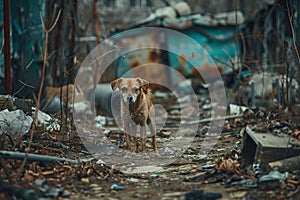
[0,0,299,109]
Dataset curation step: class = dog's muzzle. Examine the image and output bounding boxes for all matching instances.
[127,96,133,102]
[123,95,136,103]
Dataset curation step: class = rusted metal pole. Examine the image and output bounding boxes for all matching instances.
[93,0,100,44]
[4,0,12,94]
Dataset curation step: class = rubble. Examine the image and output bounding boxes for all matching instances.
[1,42,300,200]
[0,109,33,138]
[214,157,256,180]
[185,189,222,200]
[240,72,300,108]
[34,179,70,198]
[110,182,125,190]
[1,0,300,199]
[258,171,289,190]
[268,155,300,171]
[242,125,300,165]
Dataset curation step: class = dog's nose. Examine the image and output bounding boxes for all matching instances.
[127,96,133,102]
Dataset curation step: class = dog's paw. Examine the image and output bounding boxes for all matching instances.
[154,150,160,157]
[123,151,131,158]
[142,152,150,159]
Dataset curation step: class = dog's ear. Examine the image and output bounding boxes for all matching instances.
[137,78,149,93]
[111,78,122,91]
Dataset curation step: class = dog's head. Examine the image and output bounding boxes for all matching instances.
[111,78,149,103]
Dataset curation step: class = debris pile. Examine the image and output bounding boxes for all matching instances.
[0,87,300,199]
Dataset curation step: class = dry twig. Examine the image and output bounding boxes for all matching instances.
[286,0,300,66]
[16,10,61,179]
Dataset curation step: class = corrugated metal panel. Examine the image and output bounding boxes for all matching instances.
[0,0,46,95]
[115,30,170,84]
[113,25,239,84]
[168,26,238,75]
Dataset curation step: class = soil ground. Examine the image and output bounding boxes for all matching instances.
[0,89,299,200]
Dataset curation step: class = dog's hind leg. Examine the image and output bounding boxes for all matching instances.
[124,123,131,158]
[140,124,148,156]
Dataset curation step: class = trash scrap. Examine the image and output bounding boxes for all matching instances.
[0,179,70,200]
[150,173,160,179]
[157,131,172,137]
[34,108,60,131]
[35,179,70,198]
[110,182,125,190]
[229,104,248,115]
[202,164,216,170]
[0,95,17,111]
[268,155,300,172]
[240,72,299,108]
[0,182,38,200]
[292,129,300,140]
[0,107,61,140]
[0,109,32,138]
[258,171,289,190]
[0,95,33,113]
[215,158,256,180]
[185,189,222,200]
[226,179,258,188]
[242,125,300,164]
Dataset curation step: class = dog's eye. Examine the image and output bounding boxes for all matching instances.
[121,87,127,92]
[133,87,139,92]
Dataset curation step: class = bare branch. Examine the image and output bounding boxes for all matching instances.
[18,80,35,89]
[24,59,34,70]
[0,38,4,54]
[12,80,35,97]
[286,0,300,65]
[39,9,61,33]
[17,8,61,179]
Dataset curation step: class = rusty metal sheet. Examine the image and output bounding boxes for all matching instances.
[114,25,239,85]
[115,30,169,84]
[168,27,239,75]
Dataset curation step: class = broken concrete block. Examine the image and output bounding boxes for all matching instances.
[241,125,300,165]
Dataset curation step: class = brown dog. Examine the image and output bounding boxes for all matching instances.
[111,78,158,157]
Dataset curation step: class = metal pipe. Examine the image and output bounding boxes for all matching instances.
[0,150,79,163]
[4,0,12,94]
[187,114,243,125]
[250,81,255,107]
[275,78,281,106]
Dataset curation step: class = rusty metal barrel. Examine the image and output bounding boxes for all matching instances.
[93,84,120,116]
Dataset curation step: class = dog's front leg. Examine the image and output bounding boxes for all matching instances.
[124,123,131,158]
[140,124,147,156]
